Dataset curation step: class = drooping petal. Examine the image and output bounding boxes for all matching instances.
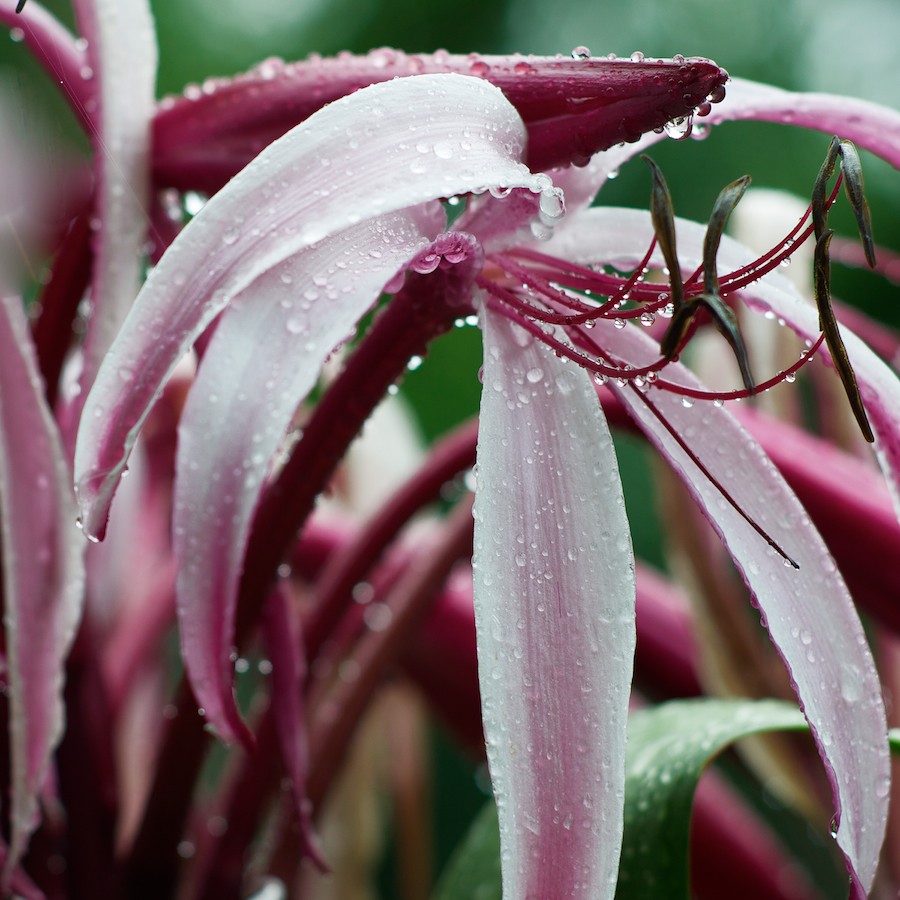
[547,207,892,890]
[473,306,635,899]
[0,297,85,877]
[69,0,157,399]
[616,357,888,895]
[707,78,900,170]
[560,80,900,213]
[153,50,727,192]
[175,208,438,744]
[75,72,554,540]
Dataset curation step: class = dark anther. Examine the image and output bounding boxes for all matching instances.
[813,228,875,442]
[642,156,684,315]
[15,0,27,11]
[811,137,876,442]
[651,162,755,390]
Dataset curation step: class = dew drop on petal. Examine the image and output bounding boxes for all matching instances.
[664,115,693,141]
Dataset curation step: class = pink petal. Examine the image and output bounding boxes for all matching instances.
[69,0,157,398]
[0,297,84,876]
[175,209,438,744]
[548,207,892,889]
[708,78,900,169]
[75,73,553,541]
[559,79,900,210]
[473,306,635,898]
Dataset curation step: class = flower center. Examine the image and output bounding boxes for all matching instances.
[478,230,823,403]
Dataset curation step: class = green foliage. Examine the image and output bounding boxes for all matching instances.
[434,699,814,900]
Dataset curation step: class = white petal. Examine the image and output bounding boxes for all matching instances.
[174,209,436,743]
[75,72,548,538]
[473,306,635,899]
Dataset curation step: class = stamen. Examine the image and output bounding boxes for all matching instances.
[643,156,685,313]
[15,0,26,11]
[483,293,668,380]
[810,136,877,442]
[629,386,800,569]
[814,229,875,441]
[654,334,826,402]
[489,239,660,326]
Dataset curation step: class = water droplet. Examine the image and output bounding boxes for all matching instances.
[663,114,693,141]
[571,46,591,59]
[9,27,24,43]
[433,141,454,160]
[680,397,694,408]
[630,51,645,62]
[606,167,619,180]
[526,367,544,383]
[639,311,656,327]
[539,189,565,222]
[613,318,626,330]
[784,372,796,383]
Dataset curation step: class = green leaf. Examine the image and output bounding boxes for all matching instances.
[617,698,807,899]
[432,797,502,900]
[433,698,815,900]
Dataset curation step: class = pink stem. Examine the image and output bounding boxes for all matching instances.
[0,1,93,131]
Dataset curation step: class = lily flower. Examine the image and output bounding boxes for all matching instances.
[69,38,900,894]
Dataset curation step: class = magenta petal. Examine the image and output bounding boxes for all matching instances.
[174,210,437,744]
[153,50,727,191]
[473,307,635,898]
[0,298,84,875]
[69,0,156,398]
[75,73,550,541]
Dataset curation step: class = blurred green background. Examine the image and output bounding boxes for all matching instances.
[2,2,898,896]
